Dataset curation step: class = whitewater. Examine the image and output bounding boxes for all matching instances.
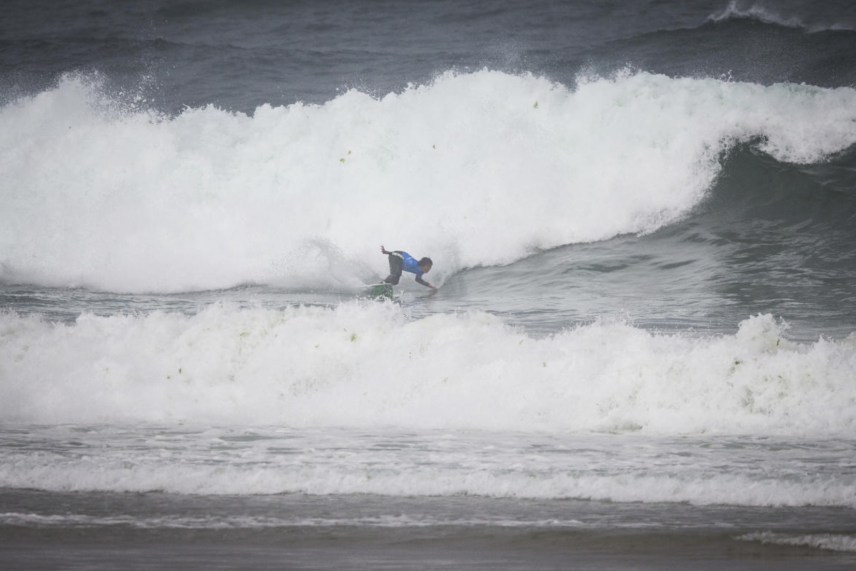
[3,70,856,292]
[2,303,855,435]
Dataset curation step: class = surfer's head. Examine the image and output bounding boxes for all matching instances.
[418,257,433,273]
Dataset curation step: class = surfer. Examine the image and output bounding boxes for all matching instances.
[380,245,437,289]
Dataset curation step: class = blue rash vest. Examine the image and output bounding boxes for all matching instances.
[399,252,424,279]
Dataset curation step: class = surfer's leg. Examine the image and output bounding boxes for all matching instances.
[384,252,403,285]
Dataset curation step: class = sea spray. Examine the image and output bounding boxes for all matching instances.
[2,70,856,292]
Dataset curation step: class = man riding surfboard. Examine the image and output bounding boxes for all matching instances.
[380,245,437,290]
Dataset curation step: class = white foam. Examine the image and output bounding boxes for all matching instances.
[2,425,854,506]
[0,511,587,530]
[2,70,856,292]
[707,1,854,32]
[708,1,805,29]
[738,532,856,553]
[1,304,855,436]
[2,459,853,507]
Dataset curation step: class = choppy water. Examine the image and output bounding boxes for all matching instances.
[2,1,856,568]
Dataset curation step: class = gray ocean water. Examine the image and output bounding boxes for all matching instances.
[2,1,856,569]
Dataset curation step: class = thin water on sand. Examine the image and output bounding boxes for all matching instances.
[2,490,856,571]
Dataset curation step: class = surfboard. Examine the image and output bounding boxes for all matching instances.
[365,283,394,300]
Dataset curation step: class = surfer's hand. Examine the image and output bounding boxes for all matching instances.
[380,245,388,255]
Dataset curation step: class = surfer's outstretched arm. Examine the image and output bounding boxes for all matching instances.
[416,275,437,290]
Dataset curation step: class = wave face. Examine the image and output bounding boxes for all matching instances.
[2,303,854,435]
[2,70,856,293]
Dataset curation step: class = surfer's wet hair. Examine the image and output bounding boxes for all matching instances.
[418,257,433,267]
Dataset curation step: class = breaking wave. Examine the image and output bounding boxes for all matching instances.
[2,70,856,292]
